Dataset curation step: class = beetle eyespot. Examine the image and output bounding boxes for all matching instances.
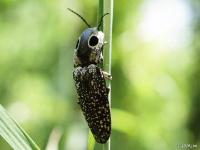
[89,36,99,47]
[75,38,80,49]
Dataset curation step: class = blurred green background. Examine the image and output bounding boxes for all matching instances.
[0,0,200,149]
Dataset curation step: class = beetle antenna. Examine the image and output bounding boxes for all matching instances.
[97,13,109,30]
[68,8,91,28]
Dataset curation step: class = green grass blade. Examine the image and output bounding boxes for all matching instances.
[0,105,40,150]
[88,130,95,150]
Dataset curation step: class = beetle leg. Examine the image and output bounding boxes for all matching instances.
[102,71,112,80]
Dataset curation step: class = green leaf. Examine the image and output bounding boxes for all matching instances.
[0,104,40,150]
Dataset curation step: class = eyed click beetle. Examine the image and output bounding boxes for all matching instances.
[68,8,111,144]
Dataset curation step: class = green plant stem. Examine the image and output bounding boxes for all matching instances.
[98,0,104,31]
[87,0,113,149]
[103,0,113,77]
[103,0,113,150]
